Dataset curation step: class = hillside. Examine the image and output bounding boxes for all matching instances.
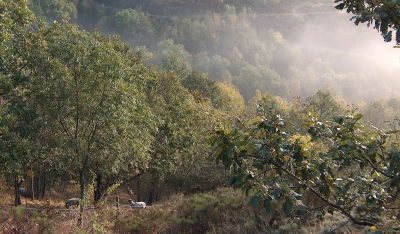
[30,0,400,102]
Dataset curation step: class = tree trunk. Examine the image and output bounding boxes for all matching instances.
[34,162,46,198]
[147,171,159,205]
[79,171,85,205]
[14,177,22,206]
[41,163,46,198]
[30,176,34,200]
[35,163,40,198]
[147,187,154,205]
[137,177,141,202]
[94,172,109,206]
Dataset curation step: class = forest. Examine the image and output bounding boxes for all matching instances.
[0,0,399,233]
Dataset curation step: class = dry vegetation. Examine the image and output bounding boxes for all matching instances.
[0,177,378,234]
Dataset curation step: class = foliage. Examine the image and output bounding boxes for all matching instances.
[29,0,78,21]
[362,95,400,129]
[142,70,211,202]
[193,52,232,82]
[181,70,220,103]
[0,0,41,205]
[28,22,156,203]
[0,206,53,233]
[143,39,193,79]
[1,0,158,205]
[334,0,400,45]
[304,90,345,121]
[214,82,246,114]
[112,7,155,43]
[235,65,288,102]
[115,188,270,234]
[209,96,399,229]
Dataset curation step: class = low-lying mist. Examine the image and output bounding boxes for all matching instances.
[292,11,400,101]
[71,0,400,103]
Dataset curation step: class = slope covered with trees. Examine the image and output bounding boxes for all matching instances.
[27,0,400,103]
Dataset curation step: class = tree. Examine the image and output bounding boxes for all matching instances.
[181,71,220,104]
[210,96,399,230]
[235,65,288,102]
[214,82,245,114]
[149,39,192,79]
[29,0,78,21]
[304,90,345,121]
[113,8,155,43]
[361,96,400,129]
[334,0,400,45]
[0,5,157,206]
[0,0,41,205]
[143,70,210,203]
[193,53,232,82]
[161,53,192,80]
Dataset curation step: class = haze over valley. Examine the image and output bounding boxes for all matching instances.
[67,0,400,103]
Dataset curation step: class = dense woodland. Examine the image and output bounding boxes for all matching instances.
[1,0,400,233]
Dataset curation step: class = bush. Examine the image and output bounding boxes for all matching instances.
[113,188,271,233]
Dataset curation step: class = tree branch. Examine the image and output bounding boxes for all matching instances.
[271,160,376,226]
[363,155,393,179]
[58,117,72,139]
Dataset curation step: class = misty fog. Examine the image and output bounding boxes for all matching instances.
[29,0,400,103]
[244,7,400,102]
[294,11,400,99]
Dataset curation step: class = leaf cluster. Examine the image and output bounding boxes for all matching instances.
[335,0,400,44]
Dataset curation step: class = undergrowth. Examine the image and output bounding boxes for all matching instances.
[0,186,389,233]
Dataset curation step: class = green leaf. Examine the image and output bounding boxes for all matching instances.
[344,157,351,166]
[384,31,393,42]
[253,162,264,170]
[337,117,344,124]
[282,196,293,214]
[271,188,283,197]
[354,113,363,121]
[346,4,353,13]
[262,146,270,158]
[342,181,353,193]
[389,178,399,189]
[335,3,346,10]
[233,177,243,188]
[250,195,261,207]
[361,14,372,23]
[327,207,334,215]
[336,200,345,206]
[264,199,273,214]
[227,178,234,185]
[307,127,315,135]
[245,186,251,196]
[319,185,330,197]
[227,146,233,158]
